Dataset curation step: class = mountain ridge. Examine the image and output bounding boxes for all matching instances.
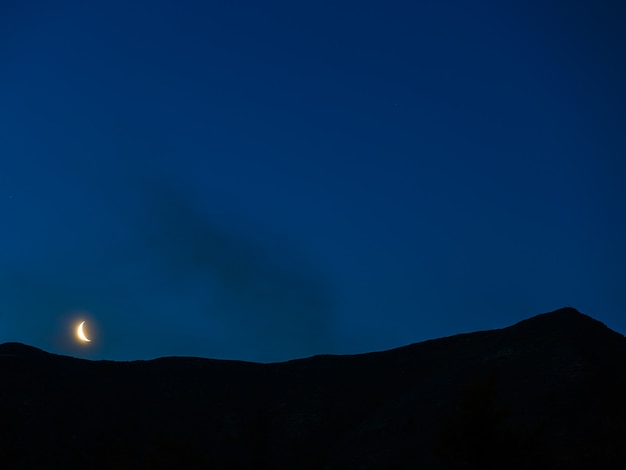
[1,307,625,469]
[3,306,620,364]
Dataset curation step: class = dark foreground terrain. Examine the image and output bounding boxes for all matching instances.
[1,307,625,469]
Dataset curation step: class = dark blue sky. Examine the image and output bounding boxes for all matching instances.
[1,1,625,362]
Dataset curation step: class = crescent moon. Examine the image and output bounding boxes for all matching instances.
[77,321,91,342]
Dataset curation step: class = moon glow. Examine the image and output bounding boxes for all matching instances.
[77,321,91,342]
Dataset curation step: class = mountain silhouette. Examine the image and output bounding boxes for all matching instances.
[1,307,625,469]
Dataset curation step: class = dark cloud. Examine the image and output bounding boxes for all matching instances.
[0,157,335,362]
[120,176,337,361]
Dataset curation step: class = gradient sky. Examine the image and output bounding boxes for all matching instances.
[1,0,625,362]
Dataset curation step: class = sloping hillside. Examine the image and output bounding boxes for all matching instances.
[1,307,625,469]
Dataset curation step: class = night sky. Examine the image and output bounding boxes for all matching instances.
[1,1,625,362]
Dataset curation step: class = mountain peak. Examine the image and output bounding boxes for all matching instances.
[511,307,608,332]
